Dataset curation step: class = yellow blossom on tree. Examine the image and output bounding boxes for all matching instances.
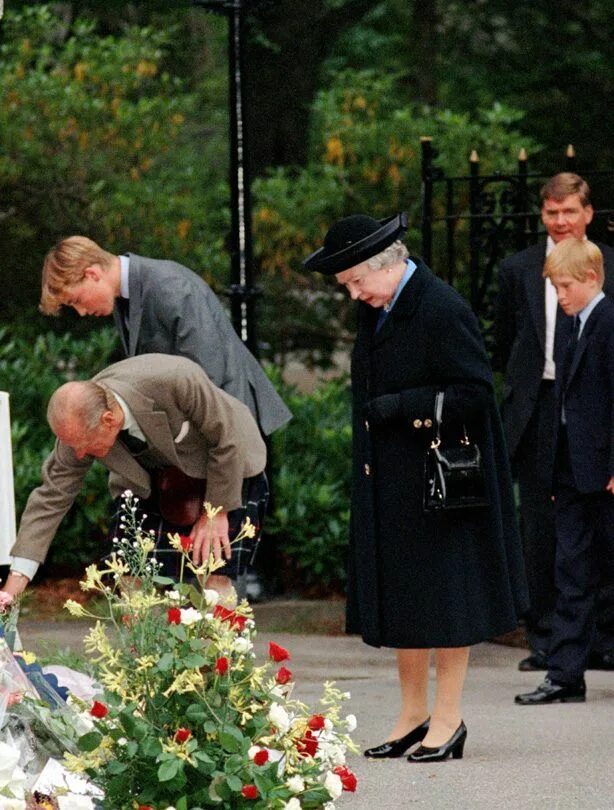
[325,136,344,165]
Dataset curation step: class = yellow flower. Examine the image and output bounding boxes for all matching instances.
[136,655,157,672]
[161,739,195,766]
[19,650,37,665]
[163,669,204,697]
[81,564,105,593]
[64,599,87,617]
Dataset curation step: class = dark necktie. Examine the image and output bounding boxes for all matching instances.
[562,316,580,388]
[119,429,147,456]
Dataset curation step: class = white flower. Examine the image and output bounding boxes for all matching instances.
[324,717,333,731]
[286,775,305,794]
[203,589,219,607]
[166,589,182,602]
[317,741,346,767]
[323,804,336,810]
[344,713,357,732]
[323,771,343,800]
[58,797,94,810]
[0,741,20,787]
[248,745,260,760]
[0,799,27,810]
[233,636,252,654]
[283,799,302,810]
[179,607,203,626]
[268,702,291,733]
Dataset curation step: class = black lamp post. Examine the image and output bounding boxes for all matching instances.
[192,0,259,356]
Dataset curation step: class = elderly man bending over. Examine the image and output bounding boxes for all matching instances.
[0,355,267,603]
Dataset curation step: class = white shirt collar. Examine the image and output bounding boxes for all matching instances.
[119,255,130,299]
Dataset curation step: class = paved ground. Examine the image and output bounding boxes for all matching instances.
[19,614,614,810]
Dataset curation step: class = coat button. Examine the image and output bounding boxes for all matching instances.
[424,418,433,428]
[364,419,370,431]
[413,418,423,429]
[364,463,371,476]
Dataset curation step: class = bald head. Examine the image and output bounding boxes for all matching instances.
[47,381,124,459]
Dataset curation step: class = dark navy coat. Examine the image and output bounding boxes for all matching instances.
[554,295,614,493]
[346,261,528,648]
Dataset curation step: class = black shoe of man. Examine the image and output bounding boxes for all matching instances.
[517,650,548,671]
[514,677,586,705]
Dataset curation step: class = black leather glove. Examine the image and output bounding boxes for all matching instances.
[363,393,402,426]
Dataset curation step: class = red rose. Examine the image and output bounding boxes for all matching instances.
[174,727,191,743]
[213,604,246,632]
[179,534,193,552]
[334,765,358,792]
[90,700,109,719]
[253,749,269,766]
[308,714,325,731]
[241,785,258,800]
[215,656,229,676]
[275,666,292,685]
[296,729,318,758]
[269,641,290,662]
[167,607,181,625]
[138,806,154,810]
[121,614,132,627]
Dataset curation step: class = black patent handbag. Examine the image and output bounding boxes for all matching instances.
[423,392,489,512]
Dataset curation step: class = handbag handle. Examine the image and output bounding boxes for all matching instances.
[431,389,471,448]
[431,391,445,449]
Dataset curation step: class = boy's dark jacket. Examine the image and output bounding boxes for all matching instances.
[554,295,614,492]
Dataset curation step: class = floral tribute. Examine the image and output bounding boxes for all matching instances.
[63,492,358,809]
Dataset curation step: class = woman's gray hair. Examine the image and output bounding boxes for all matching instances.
[47,381,116,434]
[366,240,409,271]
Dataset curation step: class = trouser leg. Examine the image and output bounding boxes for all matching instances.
[547,483,600,685]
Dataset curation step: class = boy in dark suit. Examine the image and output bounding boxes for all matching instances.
[516,239,614,704]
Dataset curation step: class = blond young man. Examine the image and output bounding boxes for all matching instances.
[40,236,291,438]
[516,239,614,704]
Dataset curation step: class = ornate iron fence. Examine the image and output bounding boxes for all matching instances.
[419,138,614,331]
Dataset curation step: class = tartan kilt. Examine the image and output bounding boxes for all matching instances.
[107,472,268,580]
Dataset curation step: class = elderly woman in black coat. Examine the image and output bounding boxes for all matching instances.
[304,213,528,762]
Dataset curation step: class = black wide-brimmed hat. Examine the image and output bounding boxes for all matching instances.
[303,212,408,275]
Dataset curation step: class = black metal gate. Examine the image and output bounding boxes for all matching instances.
[419,138,614,329]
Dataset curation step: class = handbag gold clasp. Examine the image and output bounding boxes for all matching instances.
[430,437,441,449]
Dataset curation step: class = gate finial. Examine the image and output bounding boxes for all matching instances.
[470,149,479,163]
[518,148,527,161]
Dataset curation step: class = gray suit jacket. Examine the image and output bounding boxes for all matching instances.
[113,254,291,436]
[12,355,267,564]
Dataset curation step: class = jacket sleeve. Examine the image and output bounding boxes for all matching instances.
[493,258,516,373]
[11,442,93,564]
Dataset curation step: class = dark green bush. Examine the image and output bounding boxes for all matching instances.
[0,326,118,572]
[267,374,352,592]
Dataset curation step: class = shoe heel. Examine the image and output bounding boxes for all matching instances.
[452,739,465,760]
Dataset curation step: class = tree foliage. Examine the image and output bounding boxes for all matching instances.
[0,5,229,322]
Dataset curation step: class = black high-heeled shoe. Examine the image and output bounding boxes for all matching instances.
[408,720,467,762]
[364,717,430,758]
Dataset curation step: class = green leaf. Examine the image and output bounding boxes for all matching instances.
[226,774,242,792]
[107,760,128,775]
[153,575,175,585]
[158,758,181,782]
[78,731,102,752]
[182,652,208,668]
[157,652,175,672]
[218,724,245,753]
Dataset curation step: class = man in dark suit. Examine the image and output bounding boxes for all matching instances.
[516,239,614,704]
[39,237,292,437]
[495,173,614,671]
[1,354,267,602]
